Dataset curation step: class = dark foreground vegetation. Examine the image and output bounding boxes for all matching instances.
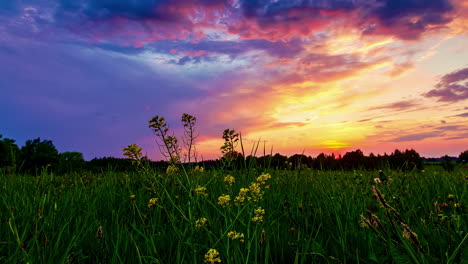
[1,114,467,263]
[1,165,467,263]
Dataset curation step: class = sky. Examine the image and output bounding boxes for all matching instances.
[0,0,467,161]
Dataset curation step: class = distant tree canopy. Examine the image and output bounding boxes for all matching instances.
[20,138,59,173]
[0,135,19,168]
[1,133,466,174]
[441,155,455,172]
[457,150,468,164]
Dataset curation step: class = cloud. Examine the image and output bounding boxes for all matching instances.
[453,112,468,117]
[424,67,468,102]
[234,0,455,41]
[388,131,442,142]
[435,125,464,131]
[445,132,468,140]
[368,100,419,111]
[0,0,445,46]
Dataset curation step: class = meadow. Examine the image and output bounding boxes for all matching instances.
[1,165,466,263]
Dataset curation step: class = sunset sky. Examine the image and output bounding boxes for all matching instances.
[1,0,467,160]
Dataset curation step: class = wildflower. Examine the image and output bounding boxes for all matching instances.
[147,198,158,208]
[401,223,423,252]
[224,175,235,186]
[195,218,208,228]
[256,173,271,185]
[260,229,266,248]
[248,182,263,202]
[123,143,143,164]
[227,231,245,242]
[359,215,370,228]
[447,194,455,200]
[252,207,265,223]
[204,248,221,264]
[194,165,205,173]
[440,202,449,210]
[166,165,179,175]
[234,188,249,206]
[96,226,104,239]
[218,194,231,207]
[194,186,208,196]
[129,194,136,200]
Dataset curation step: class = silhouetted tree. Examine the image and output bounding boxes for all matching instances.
[58,151,85,173]
[20,138,59,174]
[313,153,338,170]
[441,155,455,172]
[341,149,365,169]
[271,153,288,169]
[288,154,310,169]
[457,150,468,164]
[0,135,19,169]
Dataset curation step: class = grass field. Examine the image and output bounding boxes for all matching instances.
[1,165,466,263]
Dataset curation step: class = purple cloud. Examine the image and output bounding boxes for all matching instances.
[424,67,468,102]
[389,131,442,142]
[369,100,419,111]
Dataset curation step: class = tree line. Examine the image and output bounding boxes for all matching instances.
[1,134,467,175]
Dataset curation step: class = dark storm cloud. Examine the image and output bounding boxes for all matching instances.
[58,0,230,20]
[0,0,457,47]
[237,0,454,40]
[424,67,468,102]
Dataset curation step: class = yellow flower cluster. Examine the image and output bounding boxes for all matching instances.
[248,182,263,202]
[147,198,158,208]
[256,173,271,186]
[166,165,179,175]
[122,143,143,163]
[224,175,235,186]
[204,248,221,264]
[252,207,265,223]
[234,188,249,206]
[227,231,245,242]
[194,165,204,173]
[195,217,208,228]
[194,186,208,196]
[218,194,231,207]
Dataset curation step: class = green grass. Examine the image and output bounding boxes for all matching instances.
[0,166,467,263]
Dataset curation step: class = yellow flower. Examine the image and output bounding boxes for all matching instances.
[194,186,208,196]
[194,165,205,173]
[147,198,158,208]
[123,143,143,161]
[256,173,271,185]
[227,231,245,242]
[129,194,136,200]
[248,182,263,202]
[204,248,221,264]
[447,194,455,200]
[218,194,231,207]
[224,175,235,186]
[166,165,179,175]
[234,188,249,206]
[252,207,265,223]
[195,217,208,228]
